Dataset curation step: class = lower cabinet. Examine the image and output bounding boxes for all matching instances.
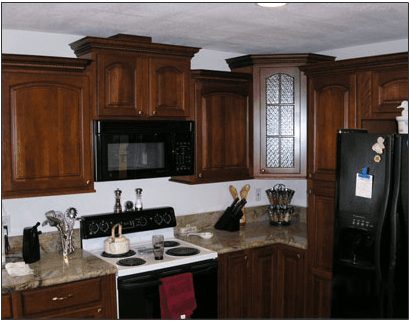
[2,274,117,319]
[218,244,305,318]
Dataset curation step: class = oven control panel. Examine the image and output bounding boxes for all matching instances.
[80,207,177,239]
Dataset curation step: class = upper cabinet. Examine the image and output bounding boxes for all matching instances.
[2,54,94,199]
[227,54,336,179]
[70,34,200,120]
[171,70,253,184]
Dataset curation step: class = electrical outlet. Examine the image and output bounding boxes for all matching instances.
[3,215,10,231]
[255,188,261,201]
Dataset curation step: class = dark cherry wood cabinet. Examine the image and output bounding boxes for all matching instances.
[218,244,305,319]
[171,70,253,184]
[1,54,94,199]
[300,52,408,318]
[2,274,117,319]
[70,34,199,120]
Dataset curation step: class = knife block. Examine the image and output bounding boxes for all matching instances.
[214,207,242,232]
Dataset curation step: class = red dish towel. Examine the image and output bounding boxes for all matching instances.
[160,272,196,319]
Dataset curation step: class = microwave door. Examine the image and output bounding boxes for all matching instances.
[96,132,172,181]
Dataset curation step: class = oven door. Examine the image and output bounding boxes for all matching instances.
[95,130,172,181]
[117,259,218,319]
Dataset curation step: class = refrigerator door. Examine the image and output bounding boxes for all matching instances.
[332,130,394,318]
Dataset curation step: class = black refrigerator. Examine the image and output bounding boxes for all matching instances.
[331,130,408,319]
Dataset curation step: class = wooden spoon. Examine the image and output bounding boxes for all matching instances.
[239,184,251,226]
[229,185,238,200]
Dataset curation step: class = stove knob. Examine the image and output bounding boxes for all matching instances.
[140,217,148,226]
[163,213,172,224]
[99,220,109,233]
[154,214,163,225]
[89,222,99,235]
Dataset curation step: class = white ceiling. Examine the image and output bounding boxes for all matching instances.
[2,2,408,54]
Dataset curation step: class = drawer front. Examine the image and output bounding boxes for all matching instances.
[21,278,102,316]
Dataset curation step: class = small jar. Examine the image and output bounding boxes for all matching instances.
[135,188,143,211]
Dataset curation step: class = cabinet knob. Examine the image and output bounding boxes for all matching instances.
[308,190,312,195]
[138,110,143,115]
[98,308,102,314]
[308,173,312,179]
[198,173,202,178]
[297,254,301,259]
[152,110,157,115]
[244,255,248,260]
[261,168,265,173]
[86,180,90,185]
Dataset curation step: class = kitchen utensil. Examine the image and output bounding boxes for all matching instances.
[239,184,250,226]
[152,235,164,260]
[187,232,213,239]
[215,198,239,230]
[229,185,238,199]
[104,223,130,255]
[23,222,42,264]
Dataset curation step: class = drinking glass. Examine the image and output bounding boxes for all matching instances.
[152,235,164,260]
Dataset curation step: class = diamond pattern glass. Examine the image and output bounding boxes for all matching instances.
[267,105,279,135]
[266,74,279,104]
[281,138,294,168]
[267,138,280,167]
[281,74,294,104]
[280,105,294,135]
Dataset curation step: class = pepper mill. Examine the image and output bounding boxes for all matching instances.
[114,188,122,213]
[135,188,143,211]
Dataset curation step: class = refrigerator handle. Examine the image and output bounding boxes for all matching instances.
[388,137,402,277]
[374,138,394,284]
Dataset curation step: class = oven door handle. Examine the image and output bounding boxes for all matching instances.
[119,279,162,290]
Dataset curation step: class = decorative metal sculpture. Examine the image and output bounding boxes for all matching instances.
[43,207,79,257]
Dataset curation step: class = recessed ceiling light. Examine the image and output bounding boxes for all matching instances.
[256,3,288,8]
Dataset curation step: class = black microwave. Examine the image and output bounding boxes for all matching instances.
[93,120,194,181]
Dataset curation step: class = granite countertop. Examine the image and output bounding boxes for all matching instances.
[176,219,307,254]
[2,249,117,294]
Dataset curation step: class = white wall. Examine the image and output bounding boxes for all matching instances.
[2,30,407,236]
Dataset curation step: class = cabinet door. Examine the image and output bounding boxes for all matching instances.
[256,67,307,178]
[252,245,279,318]
[218,250,251,319]
[276,245,305,318]
[97,53,148,117]
[149,58,191,118]
[195,79,252,182]
[307,73,357,182]
[2,294,13,319]
[2,72,93,198]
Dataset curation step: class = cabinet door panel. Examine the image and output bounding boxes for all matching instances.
[97,53,147,116]
[150,58,191,117]
[2,72,92,197]
[307,273,332,318]
[308,75,357,181]
[252,246,278,318]
[277,246,305,318]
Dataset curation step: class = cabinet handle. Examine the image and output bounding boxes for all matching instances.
[138,110,143,115]
[52,294,73,301]
[152,110,157,115]
[98,308,102,314]
[261,168,265,173]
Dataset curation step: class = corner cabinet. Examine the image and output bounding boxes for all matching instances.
[227,54,336,179]
[170,70,253,184]
[299,52,408,318]
[1,54,94,199]
[70,34,199,120]
[218,244,305,319]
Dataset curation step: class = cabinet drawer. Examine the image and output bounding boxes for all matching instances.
[21,278,102,316]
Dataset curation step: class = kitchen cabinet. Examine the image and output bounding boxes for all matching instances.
[227,54,335,179]
[2,274,117,319]
[70,33,199,120]
[1,54,94,199]
[2,293,13,319]
[299,52,408,318]
[171,70,253,184]
[218,244,305,318]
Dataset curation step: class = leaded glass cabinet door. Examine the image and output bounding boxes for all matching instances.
[256,67,307,177]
